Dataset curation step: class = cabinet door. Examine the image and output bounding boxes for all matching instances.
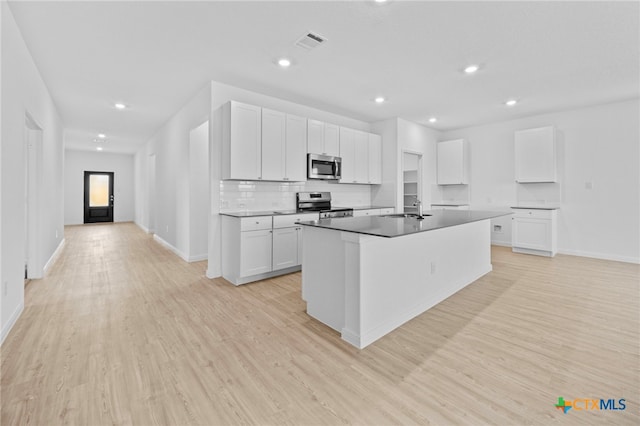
[272,227,298,271]
[230,102,262,180]
[324,123,340,157]
[437,139,466,184]
[261,108,286,181]
[368,133,382,184]
[240,229,272,277]
[285,114,307,181]
[512,218,551,251]
[354,130,369,183]
[307,119,324,154]
[339,127,356,183]
[296,227,303,266]
[515,127,556,182]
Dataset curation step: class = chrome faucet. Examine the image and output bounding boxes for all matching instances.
[413,199,425,220]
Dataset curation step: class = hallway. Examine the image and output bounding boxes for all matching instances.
[1,223,638,425]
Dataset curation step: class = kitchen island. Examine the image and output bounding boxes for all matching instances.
[298,210,510,349]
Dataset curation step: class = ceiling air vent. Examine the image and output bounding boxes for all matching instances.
[295,31,328,50]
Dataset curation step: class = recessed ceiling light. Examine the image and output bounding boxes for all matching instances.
[505,99,518,106]
[98,133,106,138]
[374,96,386,104]
[464,64,480,74]
[96,147,103,151]
[114,103,127,109]
[428,117,437,123]
[277,58,291,68]
[374,0,388,3]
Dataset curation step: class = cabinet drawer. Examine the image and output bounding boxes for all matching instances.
[273,213,318,228]
[379,207,394,215]
[353,209,381,217]
[511,208,553,219]
[240,216,273,231]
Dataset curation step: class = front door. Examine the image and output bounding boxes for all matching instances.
[84,171,114,223]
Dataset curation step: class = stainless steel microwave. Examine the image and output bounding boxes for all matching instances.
[307,153,342,180]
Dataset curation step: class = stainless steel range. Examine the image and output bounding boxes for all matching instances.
[296,192,354,219]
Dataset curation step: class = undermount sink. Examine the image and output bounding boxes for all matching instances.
[382,213,432,219]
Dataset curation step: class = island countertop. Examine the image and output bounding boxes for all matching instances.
[298,209,511,238]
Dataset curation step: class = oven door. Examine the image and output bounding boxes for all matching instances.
[308,154,342,180]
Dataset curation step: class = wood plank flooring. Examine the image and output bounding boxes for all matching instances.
[1,222,638,425]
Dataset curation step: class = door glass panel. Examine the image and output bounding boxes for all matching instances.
[89,175,109,207]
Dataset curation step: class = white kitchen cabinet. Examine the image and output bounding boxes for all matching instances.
[240,229,273,276]
[261,108,286,181]
[284,114,307,181]
[272,227,298,270]
[308,120,339,157]
[379,207,394,215]
[339,127,356,183]
[430,204,470,210]
[368,133,382,184]
[222,101,262,180]
[511,208,557,257]
[339,128,380,185]
[353,209,381,217]
[437,139,468,185]
[515,126,556,183]
[354,130,369,183]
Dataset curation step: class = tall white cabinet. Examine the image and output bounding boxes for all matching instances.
[222,101,262,180]
[515,126,556,183]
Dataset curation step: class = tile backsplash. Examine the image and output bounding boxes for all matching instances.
[220,180,372,213]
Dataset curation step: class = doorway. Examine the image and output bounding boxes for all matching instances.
[84,171,114,223]
[402,151,422,214]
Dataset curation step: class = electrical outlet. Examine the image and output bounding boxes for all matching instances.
[3,281,7,296]
[493,224,503,233]
[55,230,58,238]
[430,261,437,275]
[585,182,593,190]
[166,225,169,233]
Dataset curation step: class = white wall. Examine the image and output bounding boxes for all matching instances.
[134,83,212,263]
[1,3,65,344]
[442,99,640,263]
[189,121,209,260]
[64,150,135,225]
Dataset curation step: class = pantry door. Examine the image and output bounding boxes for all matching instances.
[84,171,114,223]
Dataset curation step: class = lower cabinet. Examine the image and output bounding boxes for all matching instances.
[511,208,558,257]
[222,213,317,285]
[272,227,300,271]
[352,207,394,217]
[240,229,273,276]
[430,204,470,210]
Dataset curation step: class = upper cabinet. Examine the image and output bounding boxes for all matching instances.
[222,101,262,180]
[307,120,339,157]
[339,128,381,184]
[437,139,469,185]
[514,126,556,183]
[368,133,382,184]
[223,102,307,181]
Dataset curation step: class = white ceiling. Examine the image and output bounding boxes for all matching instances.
[8,1,640,154]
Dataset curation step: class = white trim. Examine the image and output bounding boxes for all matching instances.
[135,221,150,233]
[1,301,24,346]
[188,253,208,262]
[558,248,639,265]
[43,238,65,275]
[491,241,512,248]
[153,234,189,262]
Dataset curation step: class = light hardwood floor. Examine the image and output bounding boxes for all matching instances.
[1,222,638,425]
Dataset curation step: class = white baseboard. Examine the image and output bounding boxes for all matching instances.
[44,238,65,275]
[135,221,150,233]
[558,248,639,264]
[1,301,24,346]
[188,253,208,262]
[153,234,189,262]
[491,241,512,248]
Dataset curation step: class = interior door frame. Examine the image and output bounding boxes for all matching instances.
[24,112,44,279]
[401,149,423,213]
[84,171,114,223]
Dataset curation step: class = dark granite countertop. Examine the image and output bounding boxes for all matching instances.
[298,210,511,238]
[333,205,395,211]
